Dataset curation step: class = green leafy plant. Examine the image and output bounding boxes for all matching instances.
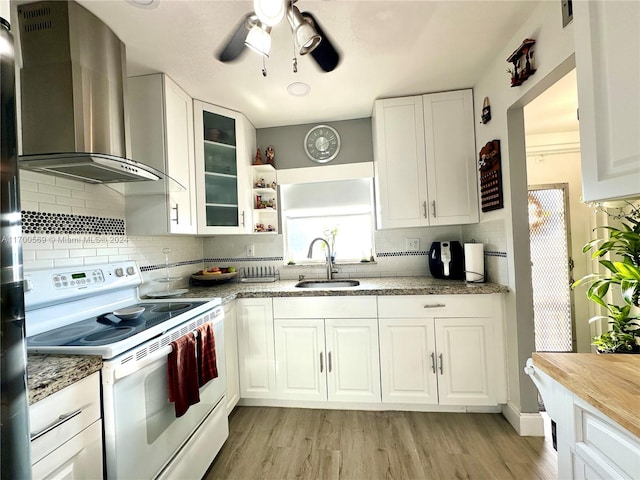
[573,201,640,353]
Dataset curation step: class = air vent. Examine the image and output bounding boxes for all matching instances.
[20,6,52,33]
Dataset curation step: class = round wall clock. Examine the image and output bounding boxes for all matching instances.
[304,125,341,164]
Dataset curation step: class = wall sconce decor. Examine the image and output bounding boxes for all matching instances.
[507,38,536,87]
[479,139,504,212]
[481,97,491,124]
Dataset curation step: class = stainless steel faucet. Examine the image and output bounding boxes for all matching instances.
[307,237,333,280]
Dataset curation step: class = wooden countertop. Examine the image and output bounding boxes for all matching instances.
[532,352,640,437]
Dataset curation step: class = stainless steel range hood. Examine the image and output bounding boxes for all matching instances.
[17,1,165,184]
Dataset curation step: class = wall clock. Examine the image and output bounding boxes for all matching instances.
[304,125,341,163]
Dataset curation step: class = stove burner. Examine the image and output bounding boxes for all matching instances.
[151,303,191,313]
[30,324,97,344]
[83,326,136,343]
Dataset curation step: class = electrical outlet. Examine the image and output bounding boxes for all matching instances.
[246,245,255,257]
[406,238,420,251]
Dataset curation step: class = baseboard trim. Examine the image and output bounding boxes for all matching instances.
[502,401,545,436]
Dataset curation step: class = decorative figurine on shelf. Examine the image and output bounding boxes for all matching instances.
[271,181,277,190]
[265,146,275,166]
[268,199,275,209]
[255,195,262,208]
[253,148,263,165]
[255,178,266,188]
[267,224,275,232]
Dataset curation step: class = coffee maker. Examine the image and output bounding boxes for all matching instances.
[428,241,464,280]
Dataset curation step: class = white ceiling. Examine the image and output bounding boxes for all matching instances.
[75,0,545,129]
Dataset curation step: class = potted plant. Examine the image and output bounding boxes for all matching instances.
[572,201,640,353]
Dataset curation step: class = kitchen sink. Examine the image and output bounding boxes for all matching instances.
[295,279,360,288]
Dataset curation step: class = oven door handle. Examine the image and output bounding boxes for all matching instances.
[109,345,174,382]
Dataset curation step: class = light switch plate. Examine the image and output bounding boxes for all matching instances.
[246,245,255,257]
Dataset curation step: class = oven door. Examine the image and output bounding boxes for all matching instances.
[101,312,226,480]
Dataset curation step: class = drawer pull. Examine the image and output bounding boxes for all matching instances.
[423,304,446,309]
[438,353,444,375]
[30,409,82,442]
[430,352,436,374]
[328,352,332,373]
[320,352,324,373]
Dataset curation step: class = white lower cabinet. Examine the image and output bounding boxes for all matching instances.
[236,298,276,398]
[273,296,381,404]
[274,317,381,403]
[378,295,504,406]
[30,372,102,480]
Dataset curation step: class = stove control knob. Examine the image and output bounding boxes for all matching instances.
[115,268,124,277]
[126,266,135,276]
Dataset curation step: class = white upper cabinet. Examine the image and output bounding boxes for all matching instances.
[372,89,478,229]
[126,74,197,234]
[574,1,640,201]
[193,101,255,234]
[423,91,479,225]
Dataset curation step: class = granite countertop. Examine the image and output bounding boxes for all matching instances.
[170,276,509,303]
[28,277,506,404]
[27,354,102,405]
[532,352,640,438]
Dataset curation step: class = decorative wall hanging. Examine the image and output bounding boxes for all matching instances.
[479,139,504,212]
[506,38,536,87]
[481,97,491,124]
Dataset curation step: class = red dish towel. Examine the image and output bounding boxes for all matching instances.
[197,322,218,387]
[167,334,200,417]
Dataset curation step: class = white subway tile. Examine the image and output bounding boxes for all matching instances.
[38,203,72,214]
[20,201,39,212]
[36,249,70,260]
[39,184,72,197]
[55,196,85,207]
[69,248,97,258]
[24,259,54,271]
[84,256,110,265]
[54,177,86,190]
[54,258,84,268]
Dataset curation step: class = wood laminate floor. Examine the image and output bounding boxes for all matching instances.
[205,407,557,480]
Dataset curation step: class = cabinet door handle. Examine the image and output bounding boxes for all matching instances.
[430,352,436,374]
[172,203,179,224]
[240,211,245,227]
[431,200,437,218]
[422,201,427,219]
[30,409,82,442]
[438,353,443,375]
[328,352,332,373]
[320,352,324,373]
[423,304,446,309]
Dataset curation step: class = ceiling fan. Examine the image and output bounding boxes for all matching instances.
[216,0,340,74]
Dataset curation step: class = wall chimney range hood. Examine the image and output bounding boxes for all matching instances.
[17,1,175,186]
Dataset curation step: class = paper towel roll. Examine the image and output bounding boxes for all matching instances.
[464,243,485,283]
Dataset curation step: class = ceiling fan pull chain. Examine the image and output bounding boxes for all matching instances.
[262,55,267,77]
[291,12,298,73]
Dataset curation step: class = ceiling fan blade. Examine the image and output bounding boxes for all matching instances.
[302,12,341,72]
[216,13,253,63]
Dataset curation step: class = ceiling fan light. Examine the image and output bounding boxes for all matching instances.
[254,0,285,27]
[287,5,321,55]
[245,23,272,57]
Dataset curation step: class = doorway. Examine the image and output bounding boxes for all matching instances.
[528,184,575,352]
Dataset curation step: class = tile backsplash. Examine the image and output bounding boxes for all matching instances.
[18,170,509,287]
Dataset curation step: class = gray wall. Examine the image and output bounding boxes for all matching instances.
[256,117,373,169]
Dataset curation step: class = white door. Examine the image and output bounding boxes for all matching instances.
[274,319,326,401]
[373,96,429,229]
[165,76,197,234]
[237,298,276,398]
[423,89,479,225]
[435,318,494,406]
[379,318,438,404]
[325,318,381,403]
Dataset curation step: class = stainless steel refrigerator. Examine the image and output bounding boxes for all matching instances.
[0,12,32,479]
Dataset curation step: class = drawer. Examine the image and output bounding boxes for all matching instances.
[377,295,494,318]
[273,296,377,319]
[574,398,640,479]
[30,372,101,464]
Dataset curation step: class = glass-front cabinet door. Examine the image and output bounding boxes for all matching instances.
[194,100,254,234]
